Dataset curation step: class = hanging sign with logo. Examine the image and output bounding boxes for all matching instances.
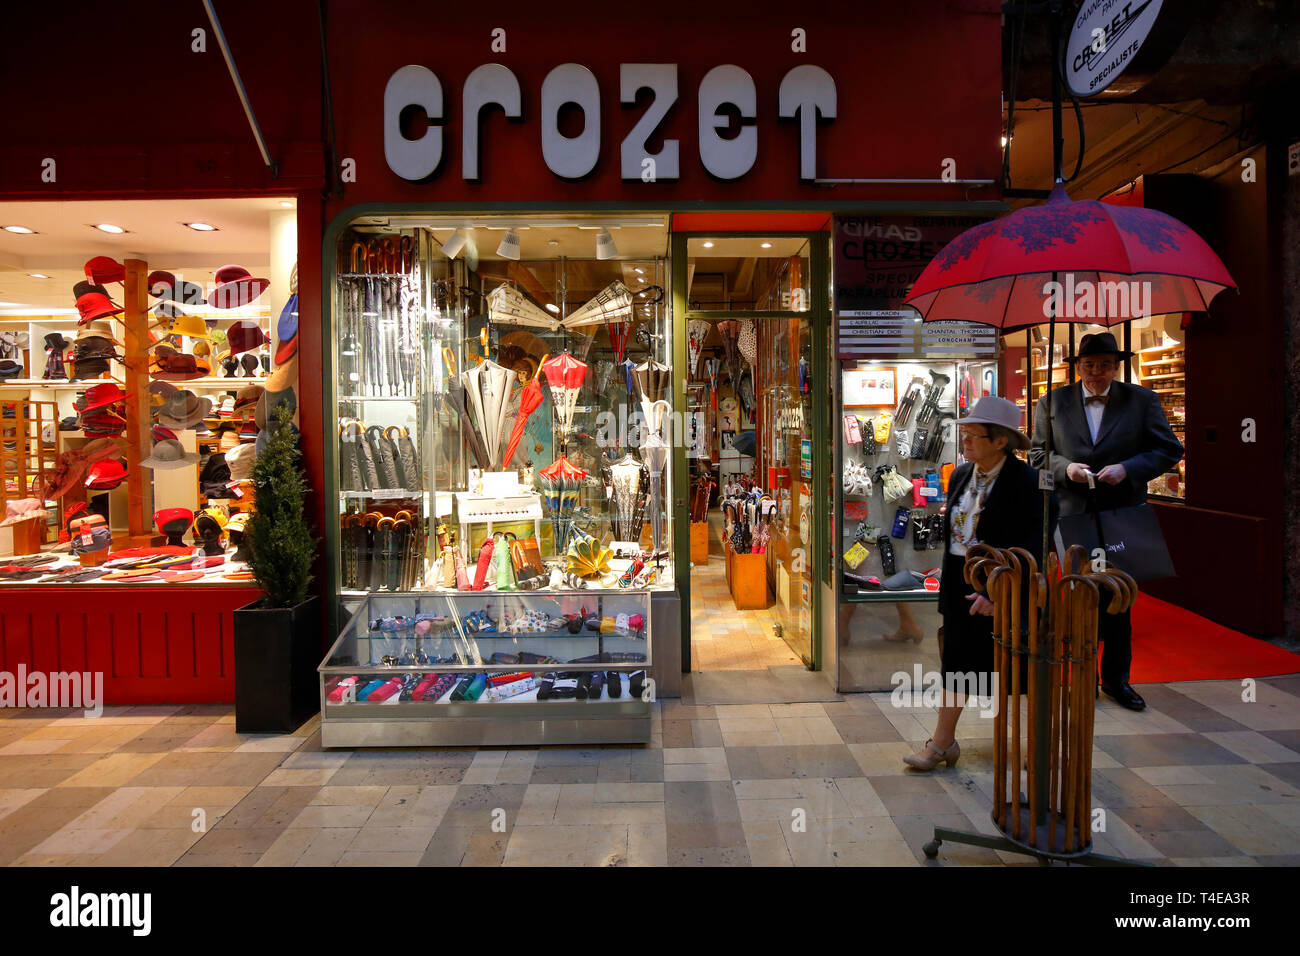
[1064,0,1164,98]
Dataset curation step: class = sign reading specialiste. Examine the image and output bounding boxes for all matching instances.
[833,216,997,360]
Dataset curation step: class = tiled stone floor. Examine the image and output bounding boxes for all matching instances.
[690,555,800,671]
[2,676,1298,866]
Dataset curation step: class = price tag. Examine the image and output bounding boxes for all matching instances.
[1037,470,1055,491]
[228,481,244,499]
[79,532,93,547]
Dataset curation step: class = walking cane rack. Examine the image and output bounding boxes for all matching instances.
[923,544,1150,865]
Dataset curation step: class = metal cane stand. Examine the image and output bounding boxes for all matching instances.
[922,544,1150,866]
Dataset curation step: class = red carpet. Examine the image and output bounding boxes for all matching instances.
[1130,594,1300,683]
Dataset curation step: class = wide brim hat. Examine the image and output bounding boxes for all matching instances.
[141,439,201,470]
[151,312,215,341]
[233,383,264,415]
[44,332,70,351]
[79,383,130,412]
[151,355,206,381]
[0,360,23,377]
[208,264,270,309]
[1067,331,1134,362]
[149,274,206,306]
[155,392,212,426]
[274,334,299,364]
[954,395,1030,450]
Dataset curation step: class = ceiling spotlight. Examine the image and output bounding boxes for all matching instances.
[595,228,618,260]
[497,228,521,260]
[184,222,217,231]
[3,225,35,234]
[279,201,294,208]
[441,228,469,258]
[760,242,772,249]
[634,267,645,274]
[27,273,49,279]
[94,223,126,234]
[702,241,714,249]
[1001,135,1010,148]
[545,303,560,314]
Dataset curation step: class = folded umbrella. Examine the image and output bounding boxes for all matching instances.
[502,373,545,468]
[444,377,488,469]
[486,285,560,331]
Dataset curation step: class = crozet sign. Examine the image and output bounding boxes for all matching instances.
[384,63,837,183]
[1064,0,1163,97]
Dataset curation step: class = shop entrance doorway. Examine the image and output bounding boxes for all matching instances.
[672,231,831,689]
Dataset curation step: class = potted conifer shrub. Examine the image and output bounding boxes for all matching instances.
[233,405,320,733]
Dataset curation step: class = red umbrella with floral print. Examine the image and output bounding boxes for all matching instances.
[905,183,1235,327]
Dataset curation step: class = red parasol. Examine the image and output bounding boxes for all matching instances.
[906,183,1235,327]
[541,352,588,436]
[502,374,545,467]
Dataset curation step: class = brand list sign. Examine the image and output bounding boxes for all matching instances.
[833,215,996,359]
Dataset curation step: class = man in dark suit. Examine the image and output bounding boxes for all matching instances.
[1030,332,1185,711]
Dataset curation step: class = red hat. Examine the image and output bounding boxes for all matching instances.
[84,256,125,284]
[85,458,128,490]
[208,265,269,309]
[75,291,124,325]
[274,334,299,364]
[79,382,130,412]
[226,321,268,356]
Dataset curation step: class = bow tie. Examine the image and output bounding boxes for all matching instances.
[1085,394,1108,406]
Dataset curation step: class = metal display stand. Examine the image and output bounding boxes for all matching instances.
[922,545,1150,867]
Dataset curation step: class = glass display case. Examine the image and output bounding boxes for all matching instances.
[835,356,998,692]
[318,589,653,746]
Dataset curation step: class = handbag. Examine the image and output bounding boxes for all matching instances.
[510,534,544,576]
[1055,504,1175,581]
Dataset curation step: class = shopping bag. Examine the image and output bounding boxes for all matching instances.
[1055,505,1175,581]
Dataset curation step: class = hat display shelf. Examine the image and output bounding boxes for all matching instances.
[0,398,60,544]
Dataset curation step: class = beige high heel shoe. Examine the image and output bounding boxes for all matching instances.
[903,738,961,771]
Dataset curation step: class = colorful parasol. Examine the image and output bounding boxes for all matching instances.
[738,318,758,369]
[704,356,720,413]
[537,456,587,554]
[501,372,545,468]
[688,319,710,377]
[486,285,560,331]
[541,351,587,438]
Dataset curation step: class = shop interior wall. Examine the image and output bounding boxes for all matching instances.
[1141,162,1282,637]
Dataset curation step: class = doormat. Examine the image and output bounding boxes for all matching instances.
[682,666,844,706]
[1131,594,1300,683]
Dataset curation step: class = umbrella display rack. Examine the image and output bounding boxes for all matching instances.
[922,544,1149,866]
[453,490,543,560]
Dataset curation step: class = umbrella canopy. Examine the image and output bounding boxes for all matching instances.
[537,455,587,553]
[643,438,669,551]
[560,281,634,328]
[462,359,517,469]
[502,374,545,467]
[716,320,744,393]
[905,183,1236,328]
[541,352,588,436]
[487,285,560,331]
[444,376,488,469]
[608,453,644,542]
[633,359,670,407]
[688,318,710,377]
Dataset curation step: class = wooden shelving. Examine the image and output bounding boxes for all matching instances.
[1137,341,1185,499]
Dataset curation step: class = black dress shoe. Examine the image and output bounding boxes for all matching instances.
[1101,682,1146,711]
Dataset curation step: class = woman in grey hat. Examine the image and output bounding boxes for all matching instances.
[904,396,1054,771]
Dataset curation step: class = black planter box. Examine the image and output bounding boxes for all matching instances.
[234,595,321,734]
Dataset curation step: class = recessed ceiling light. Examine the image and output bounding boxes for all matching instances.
[702,241,714,249]
[27,273,49,279]
[634,267,645,274]
[94,223,126,234]
[760,242,772,249]
[279,201,294,208]
[3,225,35,234]
[545,303,560,314]
[184,222,218,232]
